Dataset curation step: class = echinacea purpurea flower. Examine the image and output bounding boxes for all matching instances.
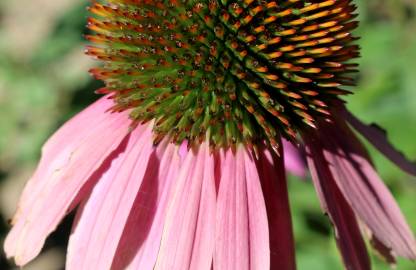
[4,0,416,269]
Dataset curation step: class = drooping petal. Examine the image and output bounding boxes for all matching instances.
[154,142,216,270]
[4,96,132,266]
[361,225,396,265]
[282,139,307,178]
[304,136,371,270]
[110,140,185,270]
[256,145,296,270]
[342,107,416,176]
[65,123,153,270]
[214,147,270,270]
[14,96,116,218]
[312,119,416,259]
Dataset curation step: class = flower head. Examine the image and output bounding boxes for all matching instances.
[85,0,358,150]
[4,0,416,269]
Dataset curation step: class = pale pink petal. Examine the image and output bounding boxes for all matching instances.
[4,96,131,266]
[243,149,272,270]
[65,124,153,270]
[282,139,307,178]
[316,120,416,259]
[214,147,270,270]
[178,139,189,159]
[342,107,416,176]
[256,145,296,270]
[154,142,216,270]
[110,140,185,270]
[304,137,371,270]
[15,96,115,217]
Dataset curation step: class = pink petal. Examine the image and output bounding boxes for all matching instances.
[282,139,307,178]
[305,137,371,270]
[4,96,131,266]
[15,96,116,218]
[342,107,416,176]
[154,142,216,270]
[256,145,296,270]
[214,147,270,270]
[313,119,416,259]
[110,140,185,270]
[65,124,154,270]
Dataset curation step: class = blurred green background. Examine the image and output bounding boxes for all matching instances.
[0,0,415,269]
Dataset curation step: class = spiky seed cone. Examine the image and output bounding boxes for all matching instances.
[86,0,359,150]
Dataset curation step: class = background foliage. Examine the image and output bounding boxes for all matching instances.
[0,0,415,269]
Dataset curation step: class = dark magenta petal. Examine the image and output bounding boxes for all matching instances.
[305,137,371,270]
[342,107,416,176]
[256,144,296,270]
[311,119,416,259]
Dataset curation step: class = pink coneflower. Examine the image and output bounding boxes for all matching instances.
[4,0,416,269]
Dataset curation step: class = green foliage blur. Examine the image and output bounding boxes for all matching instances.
[0,0,415,269]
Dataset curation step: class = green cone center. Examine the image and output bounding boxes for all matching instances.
[87,0,359,149]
